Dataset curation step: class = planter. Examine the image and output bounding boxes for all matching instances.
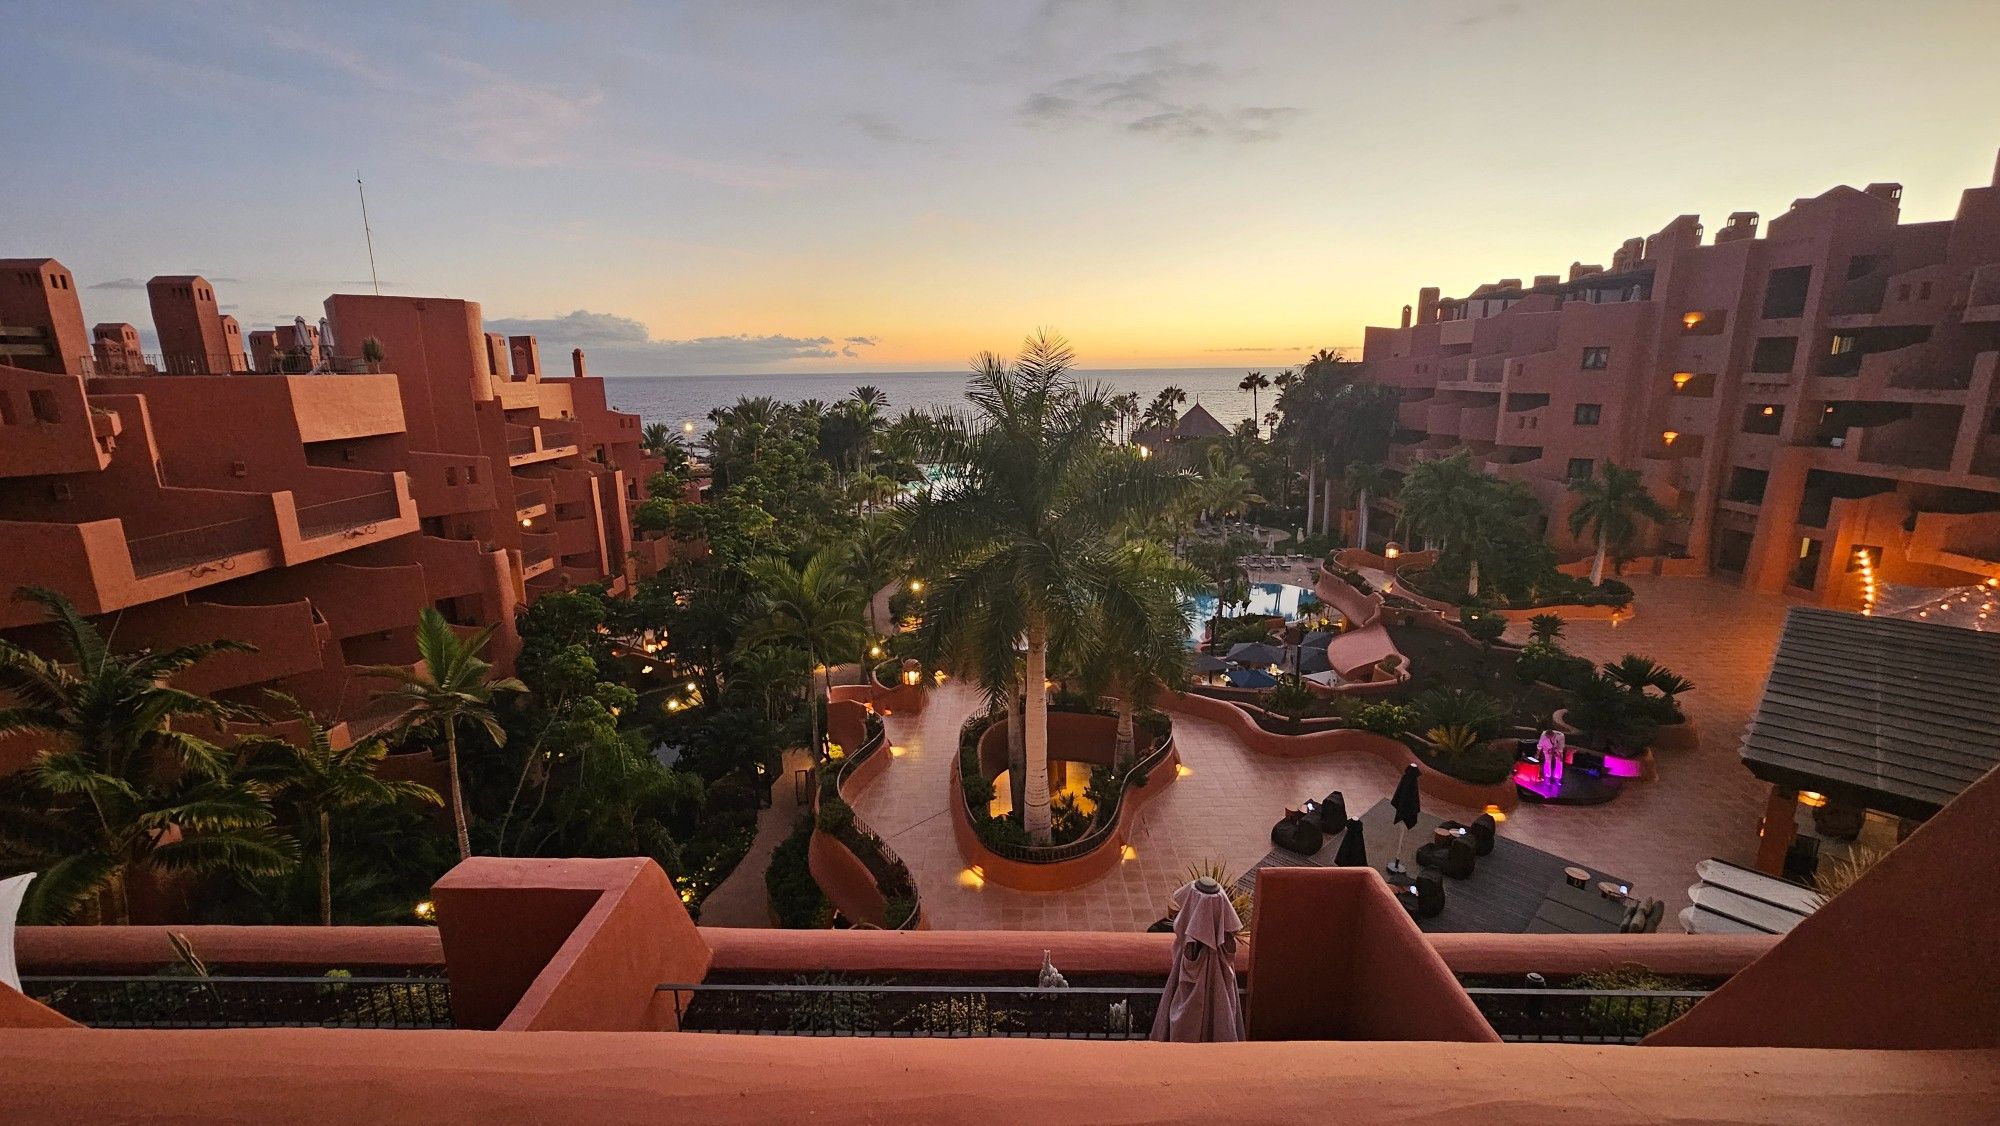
[1164,691,1518,812]
[1551,708,1658,782]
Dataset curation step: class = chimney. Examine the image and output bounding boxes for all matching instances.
[1416,287,1440,326]
[147,275,232,374]
[1716,211,1760,244]
[1568,262,1603,282]
[1533,275,1559,289]
[572,348,586,377]
[1400,305,1412,329]
[0,258,90,375]
[508,335,542,379]
[1496,278,1522,292]
[1863,182,1903,206]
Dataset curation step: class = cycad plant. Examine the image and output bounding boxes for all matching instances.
[900,333,1190,842]
[0,586,294,923]
[365,609,524,862]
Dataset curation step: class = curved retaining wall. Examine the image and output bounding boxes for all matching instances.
[808,700,927,930]
[1164,690,1517,812]
[828,679,927,716]
[950,713,1181,892]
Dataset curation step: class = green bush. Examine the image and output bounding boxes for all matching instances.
[1266,676,1315,718]
[767,816,831,928]
[1458,607,1508,646]
[1515,641,1596,690]
[1413,687,1505,740]
[1409,734,1515,785]
[1350,701,1416,737]
[815,796,855,836]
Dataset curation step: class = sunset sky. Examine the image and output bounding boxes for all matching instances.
[8,0,2000,375]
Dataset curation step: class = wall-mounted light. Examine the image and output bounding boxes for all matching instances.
[1762,406,1776,416]
[1672,372,1693,390]
[1798,790,1828,808]
[1384,542,1402,559]
[1681,311,1704,329]
[1662,430,1680,446]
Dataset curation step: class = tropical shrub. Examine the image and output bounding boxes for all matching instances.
[1459,607,1508,646]
[767,816,832,928]
[1413,687,1506,740]
[1424,724,1483,755]
[1528,613,1566,644]
[1349,701,1416,737]
[1266,676,1316,718]
[1515,641,1596,691]
[815,796,856,836]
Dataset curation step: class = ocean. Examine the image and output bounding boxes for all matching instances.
[600,367,1273,436]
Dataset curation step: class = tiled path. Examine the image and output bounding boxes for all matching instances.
[847,575,1797,931]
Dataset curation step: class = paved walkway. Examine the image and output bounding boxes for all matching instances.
[847,575,1796,930]
[693,747,814,927]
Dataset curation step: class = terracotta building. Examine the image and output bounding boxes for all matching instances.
[1358,150,2000,606]
[0,261,662,765]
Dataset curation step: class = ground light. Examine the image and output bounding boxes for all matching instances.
[412,900,435,921]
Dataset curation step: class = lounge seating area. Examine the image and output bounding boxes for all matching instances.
[1247,797,1650,934]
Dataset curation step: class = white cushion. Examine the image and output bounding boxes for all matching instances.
[0,873,33,992]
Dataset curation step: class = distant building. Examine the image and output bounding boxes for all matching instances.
[1135,402,1231,453]
[1356,150,2000,606]
[0,261,670,768]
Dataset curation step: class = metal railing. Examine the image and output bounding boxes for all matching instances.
[657,982,1710,1042]
[126,514,271,576]
[296,489,401,537]
[22,974,454,1030]
[660,982,1159,1038]
[1464,987,1709,1044]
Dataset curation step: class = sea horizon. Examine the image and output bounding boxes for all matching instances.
[602,365,1282,435]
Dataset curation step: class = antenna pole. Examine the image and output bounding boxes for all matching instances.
[357,174,380,295]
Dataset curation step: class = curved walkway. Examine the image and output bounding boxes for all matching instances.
[847,575,1795,930]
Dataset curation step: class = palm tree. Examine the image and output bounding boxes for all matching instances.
[1108,392,1142,444]
[1568,462,1676,586]
[1345,461,1396,552]
[1184,536,1252,652]
[239,708,440,925]
[851,385,890,412]
[739,547,868,757]
[901,332,1189,842]
[727,644,814,723]
[1076,542,1201,766]
[365,609,524,862]
[0,586,293,924]
[1238,370,1271,430]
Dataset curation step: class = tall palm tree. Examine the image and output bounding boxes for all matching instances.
[739,547,868,757]
[0,586,293,924]
[365,609,524,862]
[1238,370,1271,430]
[239,708,440,925]
[1568,462,1676,586]
[1074,542,1201,766]
[851,385,890,412]
[901,333,1189,842]
[1345,462,1397,552]
[1108,392,1142,445]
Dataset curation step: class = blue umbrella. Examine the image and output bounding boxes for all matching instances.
[1296,647,1331,675]
[1222,667,1277,689]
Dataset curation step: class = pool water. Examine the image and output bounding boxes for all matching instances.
[1184,582,1320,645]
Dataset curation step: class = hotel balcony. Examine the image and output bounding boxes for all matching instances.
[0,367,118,476]
[513,480,552,523]
[406,451,499,517]
[278,472,421,567]
[1498,350,1558,393]
[506,421,582,467]
[1826,264,1955,329]
[1965,263,2000,323]
[1641,430,1705,461]
[1436,317,1475,346]
[1907,509,2000,578]
[520,532,558,581]
[1467,354,1507,385]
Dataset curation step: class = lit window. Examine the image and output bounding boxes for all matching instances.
[1580,347,1610,370]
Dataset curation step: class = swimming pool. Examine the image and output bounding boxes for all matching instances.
[1184,582,1320,645]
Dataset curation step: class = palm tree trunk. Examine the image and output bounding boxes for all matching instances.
[319,810,333,927]
[1322,481,1337,542]
[1468,557,1481,599]
[1114,701,1135,769]
[1591,529,1608,587]
[1022,613,1053,844]
[1304,464,1317,536]
[445,723,471,862]
[1007,687,1027,815]
[1355,487,1371,551]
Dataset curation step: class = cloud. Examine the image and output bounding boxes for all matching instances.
[482,310,878,374]
[88,274,240,290]
[1019,44,1301,143]
[1457,2,1524,27]
[845,112,920,145]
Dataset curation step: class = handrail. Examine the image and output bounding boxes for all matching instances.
[126,514,271,575]
[823,714,921,930]
[295,489,400,537]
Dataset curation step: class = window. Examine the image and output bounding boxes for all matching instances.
[465,463,479,485]
[1726,467,1769,505]
[1919,281,1933,300]
[1752,337,1799,373]
[28,390,61,424]
[444,467,459,487]
[1743,404,1784,434]
[1566,458,1595,481]
[1761,265,1812,319]
[1897,284,1911,302]
[1792,537,1824,591]
[1580,347,1610,370]
[0,393,16,425]
[1573,403,1602,426]
[1829,334,1859,355]
[1845,254,1882,280]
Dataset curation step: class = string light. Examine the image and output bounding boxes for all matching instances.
[1856,549,1876,615]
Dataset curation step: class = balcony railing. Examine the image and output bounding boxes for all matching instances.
[76,352,253,376]
[658,982,1711,1042]
[296,489,402,538]
[126,514,271,576]
[23,974,453,1030]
